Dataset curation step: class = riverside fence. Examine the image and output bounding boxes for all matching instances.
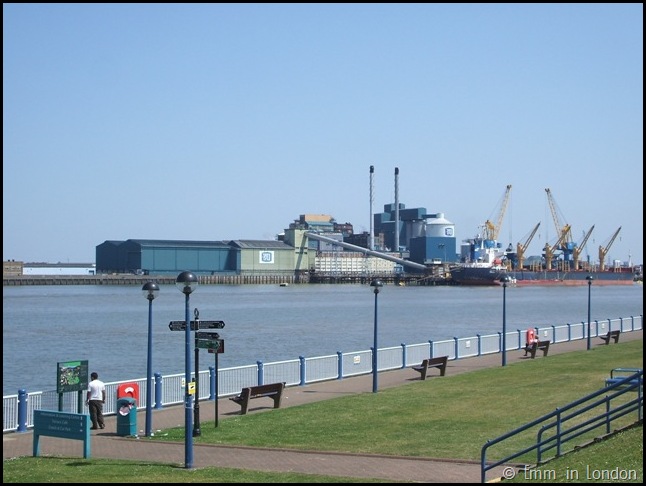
[3,315,642,433]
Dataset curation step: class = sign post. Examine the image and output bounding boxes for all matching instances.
[208,340,224,427]
[171,316,225,432]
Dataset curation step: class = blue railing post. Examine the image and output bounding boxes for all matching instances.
[154,372,163,409]
[17,389,28,433]
[257,361,264,386]
[453,337,459,359]
[428,340,434,358]
[299,356,306,386]
[477,334,482,356]
[336,351,343,380]
[209,366,216,400]
[401,343,407,368]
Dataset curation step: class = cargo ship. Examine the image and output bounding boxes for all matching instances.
[450,234,638,286]
[451,265,637,286]
[450,234,508,286]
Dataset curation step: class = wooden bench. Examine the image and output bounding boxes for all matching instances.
[599,330,620,345]
[412,356,448,380]
[523,340,550,359]
[229,382,285,415]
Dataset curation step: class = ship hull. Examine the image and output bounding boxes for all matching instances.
[509,269,636,286]
[449,266,507,286]
[450,267,636,286]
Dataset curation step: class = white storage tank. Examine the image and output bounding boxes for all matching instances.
[425,213,455,238]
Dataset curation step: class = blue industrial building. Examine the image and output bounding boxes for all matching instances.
[96,239,294,275]
[374,204,456,264]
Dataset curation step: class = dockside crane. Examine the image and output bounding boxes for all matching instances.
[545,188,574,265]
[572,225,595,270]
[543,225,571,271]
[599,227,621,271]
[483,184,512,241]
[516,222,541,269]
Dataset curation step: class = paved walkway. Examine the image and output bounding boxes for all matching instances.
[4,330,642,483]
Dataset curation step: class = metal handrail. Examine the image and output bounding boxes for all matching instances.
[481,370,643,483]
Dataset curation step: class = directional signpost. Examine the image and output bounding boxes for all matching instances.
[168,320,225,331]
[170,315,226,430]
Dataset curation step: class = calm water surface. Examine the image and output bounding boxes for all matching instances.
[3,283,643,395]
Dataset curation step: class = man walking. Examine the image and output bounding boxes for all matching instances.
[86,372,106,430]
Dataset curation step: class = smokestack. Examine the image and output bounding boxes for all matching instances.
[394,167,400,253]
[369,165,375,251]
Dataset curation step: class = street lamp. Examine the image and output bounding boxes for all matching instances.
[586,275,594,350]
[500,276,511,366]
[142,282,160,438]
[370,279,383,393]
[176,271,198,469]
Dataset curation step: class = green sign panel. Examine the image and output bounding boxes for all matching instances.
[197,339,220,350]
[56,360,89,393]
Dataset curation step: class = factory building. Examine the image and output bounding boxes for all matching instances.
[96,239,294,276]
[374,205,457,265]
[94,208,456,277]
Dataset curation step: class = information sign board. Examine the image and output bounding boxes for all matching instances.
[56,360,89,394]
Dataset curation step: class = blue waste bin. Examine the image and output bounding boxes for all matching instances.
[116,397,137,436]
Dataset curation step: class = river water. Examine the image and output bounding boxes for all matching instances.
[3,283,643,395]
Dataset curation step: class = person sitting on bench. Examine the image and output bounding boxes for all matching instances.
[524,327,538,356]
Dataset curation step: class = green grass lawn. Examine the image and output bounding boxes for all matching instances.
[506,424,643,483]
[3,340,642,483]
[160,341,642,462]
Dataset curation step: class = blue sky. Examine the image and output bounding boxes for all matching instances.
[3,4,643,265]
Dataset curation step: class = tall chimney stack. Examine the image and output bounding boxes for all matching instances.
[394,167,400,253]
[369,165,375,251]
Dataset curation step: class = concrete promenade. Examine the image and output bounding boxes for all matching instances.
[3,330,642,483]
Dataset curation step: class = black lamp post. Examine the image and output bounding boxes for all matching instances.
[370,279,383,393]
[142,282,159,438]
[586,275,593,350]
[500,276,511,366]
[176,271,198,469]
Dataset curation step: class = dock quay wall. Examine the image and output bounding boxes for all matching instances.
[3,272,450,286]
[3,274,299,286]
